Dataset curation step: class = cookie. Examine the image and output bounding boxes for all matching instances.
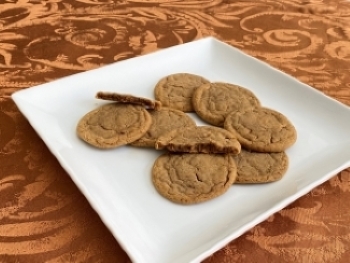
[155,126,241,154]
[234,150,288,183]
[77,103,152,148]
[130,107,196,148]
[152,153,237,204]
[96,91,161,110]
[192,82,260,126]
[154,73,210,112]
[224,107,297,152]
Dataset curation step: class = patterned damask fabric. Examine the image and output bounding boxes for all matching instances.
[1,0,350,262]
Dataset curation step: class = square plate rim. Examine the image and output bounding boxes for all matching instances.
[11,36,350,263]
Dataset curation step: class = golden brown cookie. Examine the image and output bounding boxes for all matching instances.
[224,107,297,152]
[130,107,196,148]
[192,82,260,126]
[152,153,237,204]
[155,126,241,154]
[77,103,152,148]
[234,150,289,183]
[154,73,210,112]
[96,91,161,110]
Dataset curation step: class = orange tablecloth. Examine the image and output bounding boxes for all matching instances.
[1,0,350,262]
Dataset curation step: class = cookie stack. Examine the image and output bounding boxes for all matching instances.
[76,73,297,205]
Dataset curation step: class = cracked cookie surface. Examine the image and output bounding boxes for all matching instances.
[192,82,260,126]
[234,150,289,183]
[152,153,237,204]
[224,107,297,152]
[155,126,241,154]
[77,103,152,148]
[154,73,210,112]
[130,107,196,148]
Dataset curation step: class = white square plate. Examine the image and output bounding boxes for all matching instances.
[12,37,350,263]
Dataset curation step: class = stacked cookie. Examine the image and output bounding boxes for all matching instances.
[76,73,297,205]
[189,81,295,184]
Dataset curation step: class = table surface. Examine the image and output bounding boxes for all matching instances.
[1,0,350,262]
